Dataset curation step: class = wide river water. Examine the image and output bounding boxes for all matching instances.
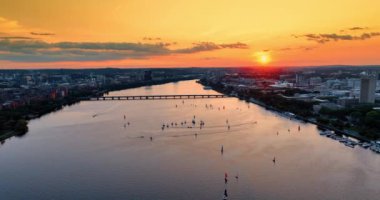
[0,80,379,200]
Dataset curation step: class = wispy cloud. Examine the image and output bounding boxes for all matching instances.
[174,42,248,53]
[266,46,317,52]
[143,37,161,41]
[30,32,55,36]
[293,31,380,44]
[0,39,249,62]
[340,27,369,32]
[0,36,35,40]
[348,26,368,31]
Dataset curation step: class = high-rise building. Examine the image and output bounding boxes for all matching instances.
[359,74,377,103]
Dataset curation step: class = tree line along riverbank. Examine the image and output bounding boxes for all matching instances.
[0,77,195,141]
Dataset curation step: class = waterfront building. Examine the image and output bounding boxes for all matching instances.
[360,74,377,103]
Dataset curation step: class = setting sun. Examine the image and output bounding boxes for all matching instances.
[259,54,270,64]
[255,52,271,65]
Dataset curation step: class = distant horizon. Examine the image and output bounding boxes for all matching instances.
[1,64,380,71]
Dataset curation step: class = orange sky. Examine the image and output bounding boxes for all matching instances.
[0,0,380,69]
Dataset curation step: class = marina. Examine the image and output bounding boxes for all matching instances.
[319,130,380,153]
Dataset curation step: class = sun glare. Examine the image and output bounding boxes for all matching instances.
[255,52,271,65]
[259,54,269,64]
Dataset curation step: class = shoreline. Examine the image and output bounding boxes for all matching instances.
[198,80,372,143]
[2,78,373,144]
[0,77,196,142]
[247,96,370,142]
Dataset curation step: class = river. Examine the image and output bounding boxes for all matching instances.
[0,80,379,200]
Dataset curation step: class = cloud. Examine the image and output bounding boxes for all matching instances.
[0,40,171,62]
[0,39,249,62]
[340,27,369,32]
[348,26,368,31]
[174,42,248,53]
[30,32,55,36]
[278,47,292,51]
[155,42,177,47]
[174,42,220,53]
[0,36,35,40]
[219,42,248,49]
[143,37,161,41]
[294,32,380,43]
[277,46,317,52]
[0,16,249,63]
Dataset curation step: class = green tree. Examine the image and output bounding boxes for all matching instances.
[364,111,380,127]
[350,111,362,119]
[14,119,28,135]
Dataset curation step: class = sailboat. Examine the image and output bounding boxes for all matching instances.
[223,189,228,200]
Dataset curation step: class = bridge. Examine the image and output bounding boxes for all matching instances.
[84,94,230,101]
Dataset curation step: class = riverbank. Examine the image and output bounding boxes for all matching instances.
[198,79,373,142]
[0,77,196,141]
[248,96,370,142]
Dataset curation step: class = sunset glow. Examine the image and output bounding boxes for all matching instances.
[0,0,380,68]
[255,52,271,65]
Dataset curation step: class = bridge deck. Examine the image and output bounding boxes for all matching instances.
[85,94,229,101]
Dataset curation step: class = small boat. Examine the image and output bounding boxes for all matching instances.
[344,143,355,148]
[361,143,371,148]
[370,145,380,153]
[320,130,334,136]
[319,131,327,136]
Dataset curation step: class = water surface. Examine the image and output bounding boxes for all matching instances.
[0,80,379,200]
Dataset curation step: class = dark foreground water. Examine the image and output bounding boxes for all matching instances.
[0,80,379,200]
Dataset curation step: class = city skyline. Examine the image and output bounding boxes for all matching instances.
[1,0,380,69]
